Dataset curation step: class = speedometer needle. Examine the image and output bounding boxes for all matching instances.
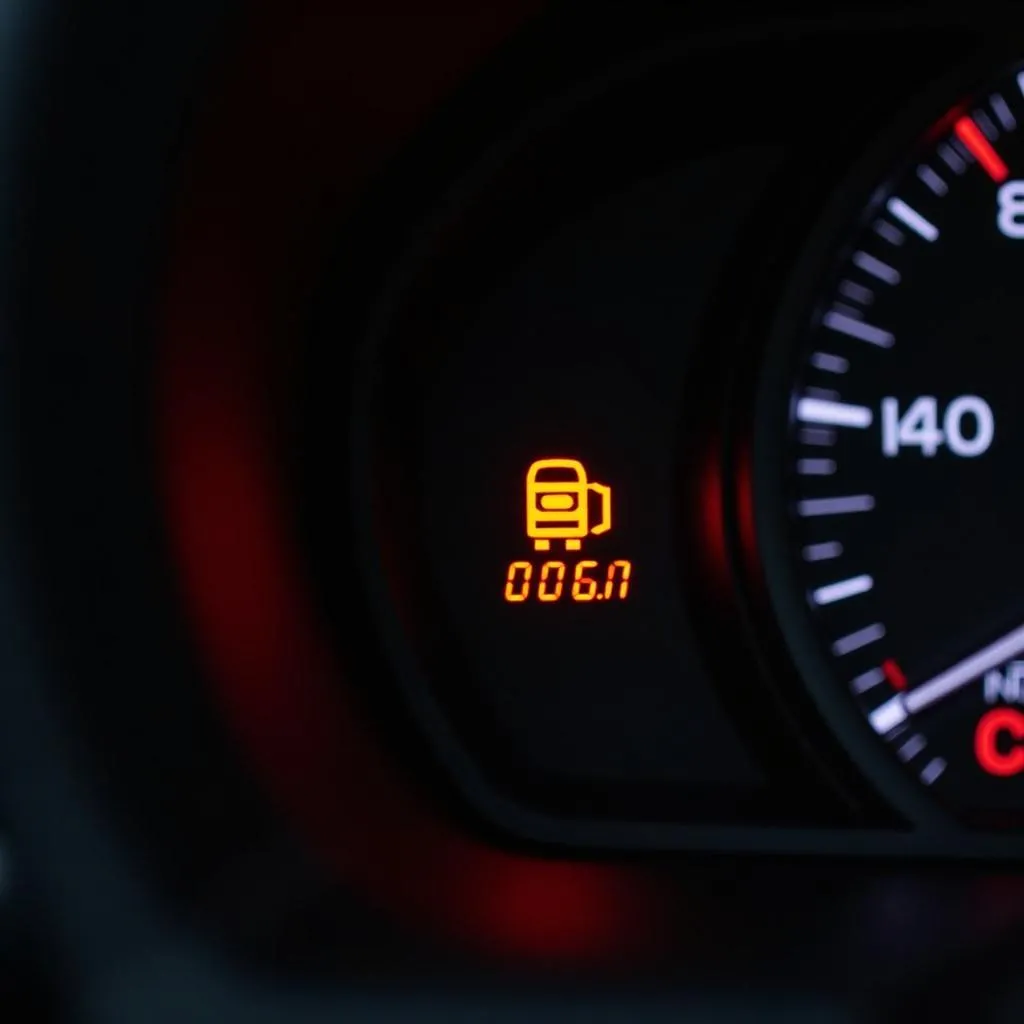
[907,623,1024,714]
[868,623,1024,735]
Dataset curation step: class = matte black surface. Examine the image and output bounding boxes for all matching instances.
[10,3,1024,1023]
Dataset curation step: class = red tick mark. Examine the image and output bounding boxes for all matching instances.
[954,116,1010,183]
[882,658,908,691]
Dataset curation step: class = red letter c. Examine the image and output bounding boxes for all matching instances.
[975,708,1024,777]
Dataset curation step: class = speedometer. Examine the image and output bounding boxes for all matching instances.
[756,59,1024,829]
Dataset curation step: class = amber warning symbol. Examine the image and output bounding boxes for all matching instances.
[524,458,612,552]
[504,457,630,605]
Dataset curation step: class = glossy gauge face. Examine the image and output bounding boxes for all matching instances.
[760,61,1024,829]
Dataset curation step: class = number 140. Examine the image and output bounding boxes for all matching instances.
[881,395,994,457]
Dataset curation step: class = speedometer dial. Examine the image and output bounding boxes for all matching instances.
[757,60,1024,829]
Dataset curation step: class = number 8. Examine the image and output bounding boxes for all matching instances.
[997,181,1024,238]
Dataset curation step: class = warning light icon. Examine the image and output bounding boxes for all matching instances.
[525,458,612,552]
[504,457,630,605]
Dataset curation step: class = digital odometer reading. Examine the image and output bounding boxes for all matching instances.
[503,560,633,603]
[762,63,1024,827]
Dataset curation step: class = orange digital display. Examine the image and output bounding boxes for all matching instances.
[504,559,632,603]
[505,458,632,604]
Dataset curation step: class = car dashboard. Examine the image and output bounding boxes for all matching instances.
[4,2,1024,1020]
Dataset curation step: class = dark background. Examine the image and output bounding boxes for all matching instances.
[6,2,1024,1022]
